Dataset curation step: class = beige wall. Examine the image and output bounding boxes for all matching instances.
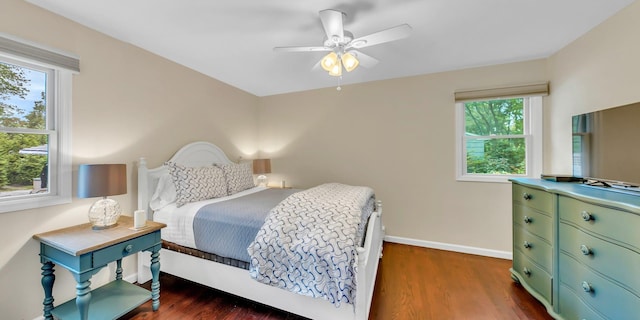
[545,0,640,174]
[258,60,548,251]
[0,1,259,319]
[4,0,640,318]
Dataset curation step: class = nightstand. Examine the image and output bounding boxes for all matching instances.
[33,216,166,320]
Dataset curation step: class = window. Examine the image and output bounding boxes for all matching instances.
[455,83,546,183]
[0,34,77,213]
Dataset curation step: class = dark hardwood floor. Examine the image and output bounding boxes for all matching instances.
[121,242,553,320]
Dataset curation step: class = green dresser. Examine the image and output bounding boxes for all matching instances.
[510,178,640,319]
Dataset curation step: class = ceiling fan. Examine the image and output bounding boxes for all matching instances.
[274,9,412,77]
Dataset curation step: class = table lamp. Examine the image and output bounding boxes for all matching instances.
[252,159,271,187]
[78,164,127,229]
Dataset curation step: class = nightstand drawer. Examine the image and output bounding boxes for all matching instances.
[559,222,640,290]
[514,226,551,272]
[513,203,552,241]
[559,253,640,319]
[559,196,640,250]
[93,232,160,267]
[513,185,553,213]
[513,250,552,303]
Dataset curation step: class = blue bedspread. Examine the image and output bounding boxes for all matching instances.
[193,188,298,262]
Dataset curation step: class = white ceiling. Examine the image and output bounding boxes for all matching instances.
[27,0,635,97]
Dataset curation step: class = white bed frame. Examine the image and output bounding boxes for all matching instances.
[136,141,385,320]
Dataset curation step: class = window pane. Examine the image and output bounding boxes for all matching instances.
[466,138,526,175]
[464,98,524,136]
[0,62,47,129]
[0,133,49,197]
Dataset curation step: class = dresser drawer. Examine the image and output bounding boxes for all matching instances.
[513,184,553,213]
[559,253,640,318]
[93,232,160,267]
[514,226,552,273]
[558,283,605,320]
[513,250,552,303]
[513,203,552,241]
[559,196,640,250]
[559,222,640,292]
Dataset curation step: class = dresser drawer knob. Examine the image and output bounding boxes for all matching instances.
[523,241,532,249]
[124,244,133,253]
[523,193,532,201]
[580,245,592,256]
[523,216,532,224]
[582,281,593,293]
[523,267,532,277]
[581,211,593,221]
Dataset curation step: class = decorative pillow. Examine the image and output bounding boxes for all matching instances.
[166,162,227,207]
[149,173,177,211]
[217,162,255,195]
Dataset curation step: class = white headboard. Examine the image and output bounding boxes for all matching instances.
[137,141,234,218]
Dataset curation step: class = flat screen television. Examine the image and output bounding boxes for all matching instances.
[572,102,640,192]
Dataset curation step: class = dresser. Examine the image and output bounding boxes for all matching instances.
[510,178,640,319]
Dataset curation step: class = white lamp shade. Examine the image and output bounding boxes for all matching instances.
[321,52,339,72]
[342,52,359,72]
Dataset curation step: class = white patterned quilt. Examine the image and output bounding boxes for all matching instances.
[247,183,375,307]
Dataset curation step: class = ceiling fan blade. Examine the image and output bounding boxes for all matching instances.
[349,24,412,49]
[311,60,322,71]
[273,46,332,52]
[319,9,344,41]
[349,50,379,68]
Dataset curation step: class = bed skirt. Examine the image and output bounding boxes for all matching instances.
[161,240,250,270]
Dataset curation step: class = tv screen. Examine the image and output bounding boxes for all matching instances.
[572,102,640,189]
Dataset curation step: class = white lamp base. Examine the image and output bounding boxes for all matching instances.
[256,175,268,187]
[88,197,121,229]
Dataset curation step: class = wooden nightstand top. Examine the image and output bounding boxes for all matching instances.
[33,216,166,256]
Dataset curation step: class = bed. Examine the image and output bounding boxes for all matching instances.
[136,141,385,320]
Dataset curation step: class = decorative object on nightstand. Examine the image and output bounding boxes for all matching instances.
[252,158,271,187]
[77,164,127,229]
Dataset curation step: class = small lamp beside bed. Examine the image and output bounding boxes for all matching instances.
[252,158,271,187]
[78,164,127,229]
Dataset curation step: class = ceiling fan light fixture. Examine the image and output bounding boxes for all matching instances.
[342,52,359,72]
[321,52,339,72]
[329,60,342,76]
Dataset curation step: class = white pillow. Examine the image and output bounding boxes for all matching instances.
[149,173,177,211]
[217,162,255,195]
[166,162,228,207]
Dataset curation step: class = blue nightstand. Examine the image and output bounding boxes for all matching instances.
[33,216,166,320]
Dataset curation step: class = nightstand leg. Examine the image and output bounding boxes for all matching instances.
[75,279,91,320]
[41,261,55,320]
[116,258,123,280]
[150,248,160,311]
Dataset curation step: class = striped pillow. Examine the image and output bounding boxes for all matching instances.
[166,162,227,207]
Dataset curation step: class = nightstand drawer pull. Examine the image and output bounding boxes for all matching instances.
[582,281,593,293]
[523,267,532,277]
[523,241,532,249]
[124,244,133,253]
[523,193,532,201]
[581,211,593,221]
[523,215,532,224]
[580,244,592,256]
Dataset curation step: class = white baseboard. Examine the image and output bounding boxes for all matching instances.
[384,235,512,260]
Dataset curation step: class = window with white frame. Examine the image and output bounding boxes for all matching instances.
[455,83,546,183]
[0,34,77,213]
